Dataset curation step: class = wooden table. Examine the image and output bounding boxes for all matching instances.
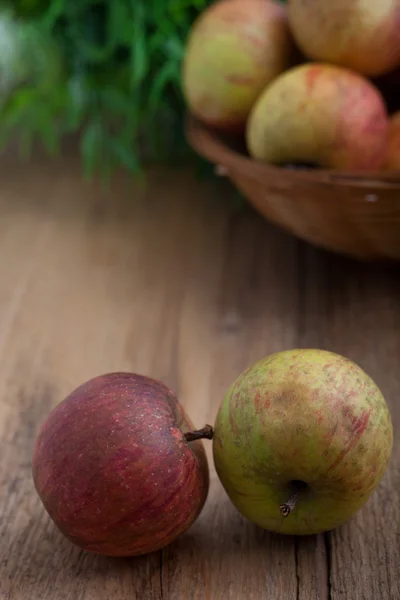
[1,150,399,600]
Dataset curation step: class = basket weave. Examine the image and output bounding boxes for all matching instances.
[186,115,400,261]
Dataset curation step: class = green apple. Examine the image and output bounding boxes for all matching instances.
[213,349,393,535]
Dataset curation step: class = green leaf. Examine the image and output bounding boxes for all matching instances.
[100,87,132,115]
[164,35,184,61]
[109,0,132,45]
[0,0,217,177]
[80,121,103,178]
[64,77,88,131]
[37,112,59,155]
[130,8,147,86]
[109,137,140,173]
[148,62,180,115]
[0,88,37,128]
[40,0,66,29]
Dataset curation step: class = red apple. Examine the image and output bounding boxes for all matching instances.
[32,373,213,556]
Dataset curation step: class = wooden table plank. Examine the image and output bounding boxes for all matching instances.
[301,250,400,600]
[0,151,398,599]
[161,210,301,600]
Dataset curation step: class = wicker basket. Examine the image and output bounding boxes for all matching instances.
[186,114,400,261]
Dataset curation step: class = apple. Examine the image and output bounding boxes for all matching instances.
[32,372,213,556]
[288,0,400,77]
[246,63,389,170]
[383,110,400,170]
[213,349,393,535]
[182,0,294,132]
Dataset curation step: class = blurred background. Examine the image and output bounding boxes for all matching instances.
[0,0,216,176]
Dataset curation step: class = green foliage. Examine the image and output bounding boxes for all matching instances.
[0,0,213,176]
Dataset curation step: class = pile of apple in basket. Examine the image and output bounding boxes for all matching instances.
[32,349,393,557]
[182,0,400,172]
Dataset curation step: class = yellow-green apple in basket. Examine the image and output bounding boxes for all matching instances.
[213,349,393,535]
[182,0,294,132]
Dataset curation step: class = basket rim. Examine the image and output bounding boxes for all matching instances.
[185,113,400,190]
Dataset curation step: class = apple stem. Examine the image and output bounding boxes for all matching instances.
[280,491,300,517]
[280,480,307,517]
[184,425,214,442]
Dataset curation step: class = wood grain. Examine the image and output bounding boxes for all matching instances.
[0,150,398,599]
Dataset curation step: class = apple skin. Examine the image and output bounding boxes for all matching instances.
[213,349,393,535]
[246,63,389,170]
[182,0,294,132]
[288,0,400,77]
[32,373,210,556]
[383,110,400,170]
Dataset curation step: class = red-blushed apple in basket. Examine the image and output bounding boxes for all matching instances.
[32,373,213,556]
[212,349,393,535]
[288,0,400,77]
[182,0,295,132]
[246,63,389,170]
